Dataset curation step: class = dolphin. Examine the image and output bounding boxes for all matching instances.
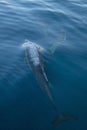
[23,40,76,127]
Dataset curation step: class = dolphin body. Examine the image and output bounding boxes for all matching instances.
[24,41,76,127]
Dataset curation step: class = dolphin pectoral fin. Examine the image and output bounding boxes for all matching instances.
[48,30,66,54]
[24,53,32,71]
[24,57,31,71]
[35,43,45,53]
[51,113,77,127]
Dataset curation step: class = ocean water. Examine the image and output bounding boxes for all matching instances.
[0,0,87,130]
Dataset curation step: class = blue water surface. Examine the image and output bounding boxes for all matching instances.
[0,0,87,130]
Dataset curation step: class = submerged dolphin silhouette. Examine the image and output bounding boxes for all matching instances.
[24,40,76,127]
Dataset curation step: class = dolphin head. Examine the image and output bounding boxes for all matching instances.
[22,39,33,48]
[22,39,45,52]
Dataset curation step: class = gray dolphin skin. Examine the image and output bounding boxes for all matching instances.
[24,41,76,127]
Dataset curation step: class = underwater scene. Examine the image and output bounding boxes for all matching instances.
[0,0,87,130]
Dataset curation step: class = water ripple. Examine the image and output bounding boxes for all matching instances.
[0,0,87,129]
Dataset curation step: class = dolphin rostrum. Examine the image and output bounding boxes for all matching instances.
[23,40,76,127]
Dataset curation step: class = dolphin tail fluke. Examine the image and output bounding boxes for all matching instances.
[51,113,77,127]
